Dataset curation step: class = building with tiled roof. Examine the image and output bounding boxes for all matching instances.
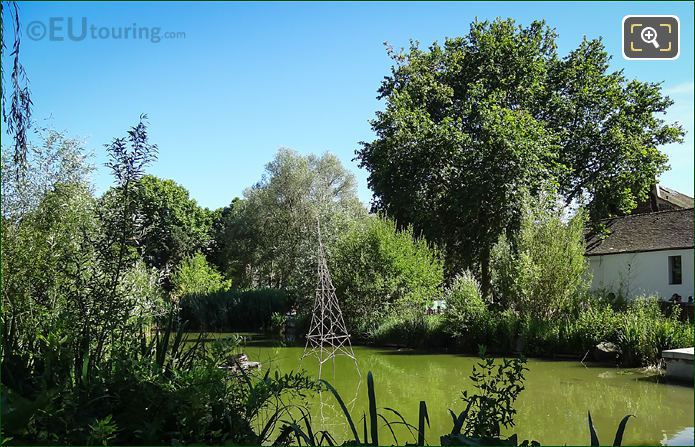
[587,206,694,301]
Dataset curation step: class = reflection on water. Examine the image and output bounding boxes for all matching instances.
[233,335,693,446]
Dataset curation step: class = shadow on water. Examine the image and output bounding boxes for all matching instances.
[636,374,694,388]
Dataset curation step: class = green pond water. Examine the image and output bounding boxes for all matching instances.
[217,334,693,445]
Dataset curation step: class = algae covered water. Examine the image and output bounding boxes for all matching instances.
[228,335,693,445]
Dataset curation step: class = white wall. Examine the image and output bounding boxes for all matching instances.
[588,248,694,301]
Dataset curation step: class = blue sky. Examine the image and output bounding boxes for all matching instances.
[9,1,695,209]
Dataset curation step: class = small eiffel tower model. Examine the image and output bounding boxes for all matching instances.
[301,220,358,379]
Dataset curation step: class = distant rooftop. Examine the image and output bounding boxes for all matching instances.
[658,185,694,209]
[586,208,694,256]
[633,184,694,214]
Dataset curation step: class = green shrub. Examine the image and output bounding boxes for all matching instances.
[370,312,449,348]
[179,288,290,332]
[616,296,692,366]
[488,309,520,353]
[443,271,488,348]
[331,215,444,338]
[521,317,562,356]
[566,303,618,353]
[171,253,232,300]
[366,293,691,367]
[490,196,590,320]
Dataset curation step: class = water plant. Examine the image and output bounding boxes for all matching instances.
[587,411,634,446]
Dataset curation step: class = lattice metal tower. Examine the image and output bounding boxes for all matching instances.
[301,220,358,378]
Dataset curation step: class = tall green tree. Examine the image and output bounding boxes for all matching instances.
[357,19,683,293]
[543,38,679,217]
[208,197,259,287]
[225,149,366,294]
[104,175,213,276]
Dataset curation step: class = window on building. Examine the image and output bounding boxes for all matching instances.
[668,256,682,285]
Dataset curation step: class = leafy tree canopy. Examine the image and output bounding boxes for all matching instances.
[208,197,257,286]
[357,18,683,291]
[217,149,366,294]
[103,175,213,275]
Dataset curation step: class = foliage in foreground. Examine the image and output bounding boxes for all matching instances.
[587,411,634,447]
[1,322,319,445]
[0,118,315,445]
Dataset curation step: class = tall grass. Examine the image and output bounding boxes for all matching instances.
[367,296,692,367]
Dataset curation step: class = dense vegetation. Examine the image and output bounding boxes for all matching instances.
[330,216,444,337]
[369,198,693,366]
[0,121,320,445]
[179,289,290,332]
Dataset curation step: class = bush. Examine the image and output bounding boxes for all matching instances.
[171,253,232,300]
[179,288,290,332]
[509,296,693,366]
[443,271,488,343]
[616,296,693,366]
[489,309,521,353]
[491,195,590,319]
[331,215,444,338]
[365,291,691,367]
[370,312,449,348]
[521,317,562,357]
[565,302,618,353]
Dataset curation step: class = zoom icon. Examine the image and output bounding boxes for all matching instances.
[623,15,680,60]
